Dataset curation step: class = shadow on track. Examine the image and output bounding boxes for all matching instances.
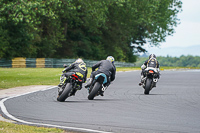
[133,93,176,96]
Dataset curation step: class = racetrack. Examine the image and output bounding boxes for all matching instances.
[1,70,200,133]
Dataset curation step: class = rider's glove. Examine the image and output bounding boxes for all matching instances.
[141,64,146,69]
[62,68,66,73]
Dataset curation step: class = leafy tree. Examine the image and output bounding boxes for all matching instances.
[0,0,65,58]
[0,0,182,62]
[0,26,9,58]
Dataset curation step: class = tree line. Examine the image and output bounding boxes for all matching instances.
[135,55,200,67]
[0,0,182,62]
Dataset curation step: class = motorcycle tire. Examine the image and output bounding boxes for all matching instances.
[144,78,152,95]
[88,82,101,100]
[57,83,72,102]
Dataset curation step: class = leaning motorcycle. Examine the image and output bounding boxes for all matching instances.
[57,72,82,102]
[141,67,159,95]
[86,73,108,100]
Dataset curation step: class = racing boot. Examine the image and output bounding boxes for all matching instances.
[85,78,92,88]
[139,75,144,86]
[70,84,82,96]
[99,91,104,96]
[153,82,157,87]
[58,84,63,87]
[58,76,66,87]
[70,89,77,96]
[76,84,82,90]
[58,86,64,96]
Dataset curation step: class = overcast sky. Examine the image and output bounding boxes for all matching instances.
[144,0,200,56]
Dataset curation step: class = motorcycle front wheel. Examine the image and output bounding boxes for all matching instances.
[57,83,72,102]
[144,78,152,95]
[88,82,101,100]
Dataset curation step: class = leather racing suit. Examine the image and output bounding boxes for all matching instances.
[140,57,160,83]
[59,62,88,89]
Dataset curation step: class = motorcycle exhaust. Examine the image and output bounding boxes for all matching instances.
[153,78,158,82]
[102,84,107,91]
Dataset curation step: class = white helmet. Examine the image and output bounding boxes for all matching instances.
[75,58,84,63]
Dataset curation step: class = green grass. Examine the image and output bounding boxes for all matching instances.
[0,68,62,89]
[1,67,199,89]
[0,67,140,89]
[116,67,141,71]
[160,66,200,70]
[0,121,67,133]
[0,68,93,89]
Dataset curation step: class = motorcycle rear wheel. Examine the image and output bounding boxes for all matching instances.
[88,82,101,100]
[57,83,72,102]
[144,78,152,95]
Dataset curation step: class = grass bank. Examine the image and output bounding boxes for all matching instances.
[0,67,141,89]
[0,68,63,89]
[1,67,199,89]
[0,121,71,133]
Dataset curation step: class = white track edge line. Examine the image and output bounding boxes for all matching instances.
[0,86,112,133]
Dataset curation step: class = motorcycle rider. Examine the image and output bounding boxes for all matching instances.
[85,56,116,96]
[58,58,87,95]
[139,54,160,86]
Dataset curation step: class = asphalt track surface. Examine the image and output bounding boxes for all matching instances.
[1,70,200,133]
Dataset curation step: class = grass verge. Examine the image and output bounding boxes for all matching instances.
[0,68,63,89]
[1,67,199,89]
[0,121,69,133]
[0,67,141,89]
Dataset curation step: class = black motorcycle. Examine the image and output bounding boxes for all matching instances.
[86,73,108,100]
[141,67,159,95]
[57,72,82,102]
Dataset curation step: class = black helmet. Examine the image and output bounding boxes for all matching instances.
[149,54,156,59]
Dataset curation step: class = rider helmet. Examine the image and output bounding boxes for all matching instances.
[106,56,115,63]
[149,54,156,59]
[75,58,84,63]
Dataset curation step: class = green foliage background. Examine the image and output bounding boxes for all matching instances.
[0,0,182,62]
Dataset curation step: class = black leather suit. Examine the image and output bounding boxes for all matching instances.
[63,62,87,82]
[90,60,116,83]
